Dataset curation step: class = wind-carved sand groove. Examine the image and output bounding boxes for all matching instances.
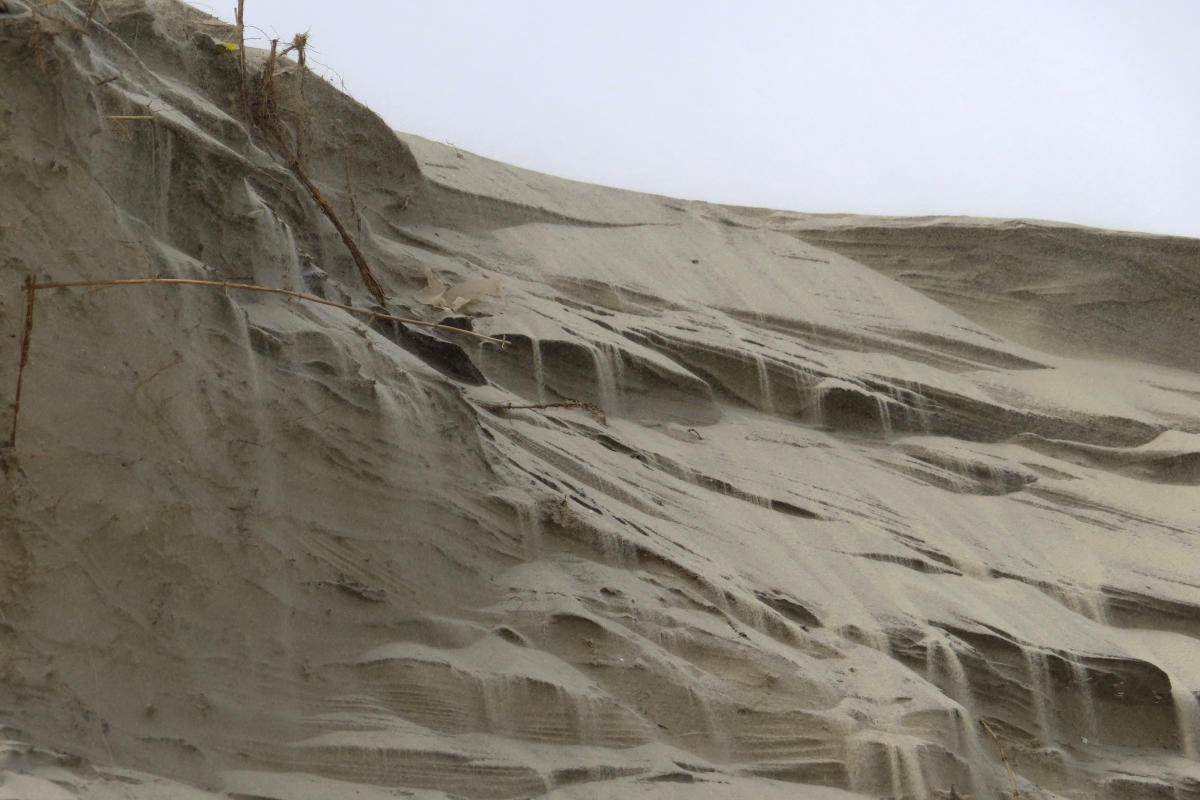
[5,2,1200,799]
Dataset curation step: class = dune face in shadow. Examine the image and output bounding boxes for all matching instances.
[3,3,1200,800]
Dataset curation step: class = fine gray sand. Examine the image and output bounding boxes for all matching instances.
[3,2,1200,799]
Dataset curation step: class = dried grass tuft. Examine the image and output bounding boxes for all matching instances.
[241,27,388,307]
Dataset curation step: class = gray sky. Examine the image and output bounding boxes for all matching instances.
[220,1,1199,238]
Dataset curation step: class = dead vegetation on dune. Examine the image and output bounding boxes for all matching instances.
[3,0,511,452]
[2,277,508,449]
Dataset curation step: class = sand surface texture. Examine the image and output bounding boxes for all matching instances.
[3,2,1200,798]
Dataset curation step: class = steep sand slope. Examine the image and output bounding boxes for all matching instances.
[2,2,1199,799]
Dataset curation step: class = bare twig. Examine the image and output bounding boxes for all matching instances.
[485,401,593,412]
[6,277,37,448]
[483,401,607,425]
[235,0,249,123]
[230,23,387,308]
[83,0,111,29]
[281,32,309,164]
[287,154,386,306]
[94,74,120,86]
[30,277,508,345]
[979,720,1020,799]
[133,355,183,388]
[344,153,362,235]
[249,35,387,307]
[105,115,153,120]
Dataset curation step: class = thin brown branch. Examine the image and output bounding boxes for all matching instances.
[344,153,362,235]
[30,277,508,345]
[979,720,1020,799]
[94,74,120,86]
[286,155,387,306]
[485,401,593,412]
[249,36,387,307]
[83,0,111,28]
[235,0,249,123]
[133,355,183,388]
[262,47,384,307]
[6,276,37,448]
[105,115,153,120]
[483,400,607,425]
[282,33,309,164]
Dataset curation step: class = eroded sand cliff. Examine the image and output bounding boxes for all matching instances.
[2,2,1199,798]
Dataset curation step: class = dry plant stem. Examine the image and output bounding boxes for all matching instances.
[979,720,1020,799]
[344,153,362,235]
[30,278,508,345]
[282,33,309,164]
[105,115,152,120]
[252,38,387,307]
[235,0,249,123]
[286,155,387,306]
[83,0,110,29]
[6,276,37,447]
[486,401,592,412]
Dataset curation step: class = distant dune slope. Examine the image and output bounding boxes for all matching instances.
[774,213,1200,371]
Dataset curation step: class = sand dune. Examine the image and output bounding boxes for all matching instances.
[2,2,1200,799]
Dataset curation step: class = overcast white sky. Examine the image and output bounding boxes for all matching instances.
[218,1,1199,238]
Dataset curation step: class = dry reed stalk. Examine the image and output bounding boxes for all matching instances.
[134,355,182,388]
[485,401,592,412]
[235,0,249,123]
[281,33,309,164]
[288,159,387,306]
[483,400,606,425]
[83,0,110,29]
[30,277,508,345]
[28,24,59,74]
[344,153,362,235]
[31,0,84,33]
[249,35,388,307]
[230,16,387,309]
[256,38,279,123]
[104,114,153,120]
[979,720,1020,798]
[5,277,37,448]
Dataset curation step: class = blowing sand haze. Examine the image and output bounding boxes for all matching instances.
[2,1,1200,799]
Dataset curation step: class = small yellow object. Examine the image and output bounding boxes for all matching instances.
[222,42,239,51]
